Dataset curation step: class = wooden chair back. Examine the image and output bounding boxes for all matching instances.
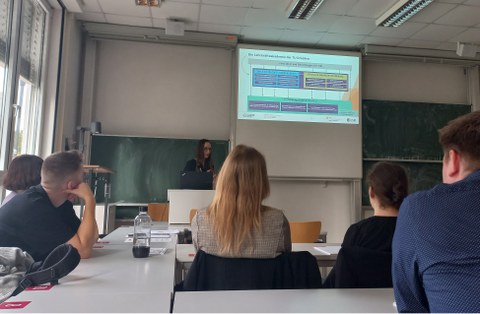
[189,208,198,225]
[147,203,169,221]
[289,221,321,243]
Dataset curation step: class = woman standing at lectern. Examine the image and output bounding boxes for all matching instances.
[184,139,215,173]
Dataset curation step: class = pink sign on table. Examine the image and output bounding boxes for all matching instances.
[0,301,31,310]
[25,284,53,291]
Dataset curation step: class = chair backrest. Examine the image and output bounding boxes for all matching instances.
[189,208,197,225]
[147,203,169,221]
[180,250,322,291]
[334,246,393,288]
[289,221,321,243]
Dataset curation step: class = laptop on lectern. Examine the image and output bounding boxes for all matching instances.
[180,171,213,190]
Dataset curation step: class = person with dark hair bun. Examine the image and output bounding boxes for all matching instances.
[1,154,43,206]
[323,161,408,288]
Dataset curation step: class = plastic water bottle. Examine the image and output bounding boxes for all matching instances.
[132,206,151,258]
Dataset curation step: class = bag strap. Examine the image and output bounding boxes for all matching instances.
[12,244,80,296]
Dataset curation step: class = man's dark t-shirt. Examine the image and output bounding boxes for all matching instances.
[0,185,80,261]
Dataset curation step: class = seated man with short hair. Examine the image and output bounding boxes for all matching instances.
[392,111,480,312]
[0,151,99,261]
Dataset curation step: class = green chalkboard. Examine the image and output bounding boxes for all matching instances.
[363,100,471,160]
[89,135,229,203]
[361,100,471,206]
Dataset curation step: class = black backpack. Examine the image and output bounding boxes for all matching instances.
[12,243,80,296]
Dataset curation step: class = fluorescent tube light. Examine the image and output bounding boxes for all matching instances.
[376,0,433,27]
[286,0,326,20]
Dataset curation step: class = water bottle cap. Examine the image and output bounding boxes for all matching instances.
[139,206,148,212]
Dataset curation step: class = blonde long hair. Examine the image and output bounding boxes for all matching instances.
[206,145,270,255]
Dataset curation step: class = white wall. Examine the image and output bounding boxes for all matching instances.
[74,41,472,242]
[91,40,233,139]
[266,180,352,243]
[363,59,467,104]
[39,6,62,157]
[53,14,84,152]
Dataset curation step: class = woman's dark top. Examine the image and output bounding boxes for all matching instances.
[342,216,397,251]
[184,158,213,172]
[322,216,397,287]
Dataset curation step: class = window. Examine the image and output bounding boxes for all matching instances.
[12,0,46,157]
[0,0,48,168]
[0,0,13,169]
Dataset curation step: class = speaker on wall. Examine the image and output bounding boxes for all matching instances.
[166,19,185,36]
[456,42,477,58]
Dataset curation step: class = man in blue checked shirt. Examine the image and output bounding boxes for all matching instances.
[392,111,480,312]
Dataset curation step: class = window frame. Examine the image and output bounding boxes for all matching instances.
[0,0,52,201]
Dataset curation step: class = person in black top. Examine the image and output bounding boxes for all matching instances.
[184,139,215,174]
[1,154,43,207]
[0,151,99,261]
[322,161,408,288]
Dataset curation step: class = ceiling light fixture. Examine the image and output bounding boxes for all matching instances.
[135,0,162,7]
[376,0,433,28]
[286,0,326,20]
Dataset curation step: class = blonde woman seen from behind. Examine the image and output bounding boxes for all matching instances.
[191,145,292,258]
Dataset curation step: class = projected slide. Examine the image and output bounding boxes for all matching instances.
[238,48,360,124]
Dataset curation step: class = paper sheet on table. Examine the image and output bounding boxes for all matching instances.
[150,248,167,255]
[314,246,341,255]
[126,232,173,238]
[124,237,172,243]
[152,229,180,234]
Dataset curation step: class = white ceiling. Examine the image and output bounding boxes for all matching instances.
[69,0,480,52]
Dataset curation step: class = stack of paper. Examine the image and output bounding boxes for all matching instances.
[126,231,173,238]
[124,237,172,243]
[152,229,180,235]
[125,230,175,243]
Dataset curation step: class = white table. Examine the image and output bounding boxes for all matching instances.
[3,226,177,313]
[173,288,397,313]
